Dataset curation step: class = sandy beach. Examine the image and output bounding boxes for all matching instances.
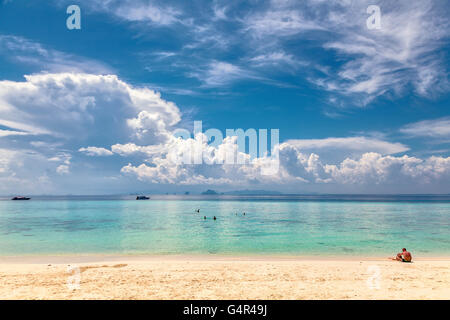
[0,255,448,300]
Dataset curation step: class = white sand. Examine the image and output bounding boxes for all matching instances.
[0,256,448,299]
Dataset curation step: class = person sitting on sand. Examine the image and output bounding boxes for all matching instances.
[392,248,412,262]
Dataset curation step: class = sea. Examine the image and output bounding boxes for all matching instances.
[0,194,449,256]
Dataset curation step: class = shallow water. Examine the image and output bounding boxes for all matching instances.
[0,196,449,256]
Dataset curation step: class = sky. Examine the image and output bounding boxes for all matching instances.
[0,0,449,195]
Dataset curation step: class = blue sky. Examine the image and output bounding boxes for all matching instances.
[0,0,449,194]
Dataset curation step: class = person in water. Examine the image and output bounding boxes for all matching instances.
[213,216,217,220]
[392,248,412,262]
[204,216,206,220]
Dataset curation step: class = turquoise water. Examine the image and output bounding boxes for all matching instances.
[0,196,449,256]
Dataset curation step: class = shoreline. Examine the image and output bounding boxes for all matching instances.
[1,253,450,264]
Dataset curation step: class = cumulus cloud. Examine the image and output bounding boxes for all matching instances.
[0,73,181,144]
[119,134,450,190]
[0,72,448,193]
[120,134,246,184]
[0,148,58,194]
[0,72,183,192]
[56,164,70,175]
[0,148,16,175]
[79,146,113,156]
[325,153,450,185]
[111,143,167,157]
[282,146,450,187]
[127,110,174,143]
[285,136,409,163]
[53,153,71,175]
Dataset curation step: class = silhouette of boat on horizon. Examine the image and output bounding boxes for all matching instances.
[12,196,31,200]
[136,196,150,200]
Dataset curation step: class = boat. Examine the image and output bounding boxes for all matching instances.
[136,196,150,200]
[12,196,31,200]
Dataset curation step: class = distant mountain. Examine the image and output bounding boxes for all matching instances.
[201,189,219,195]
[224,189,283,195]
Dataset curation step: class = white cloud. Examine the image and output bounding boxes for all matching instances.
[399,117,450,139]
[0,72,184,192]
[189,61,258,87]
[47,0,448,106]
[120,133,264,185]
[0,129,29,137]
[111,143,146,156]
[0,73,181,143]
[127,110,173,143]
[325,152,450,185]
[114,3,181,25]
[79,146,113,156]
[151,51,177,60]
[245,6,324,37]
[111,142,167,157]
[249,51,304,68]
[0,69,447,193]
[0,35,113,74]
[69,0,183,26]
[0,119,51,137]
[320,1,448,102]
[0,148,58,194]
[285,136,409,156]
[56,164,70,175]
[243,0,450,105]
[212,4,228,21]
[119,134,450,190]
[182,20,232,52]
[281,146,450,187]
[0,148,16,175]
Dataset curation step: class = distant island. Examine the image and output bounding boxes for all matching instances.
[201,189,219,195]
[224,189,283,195]
[200,189,284,195]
